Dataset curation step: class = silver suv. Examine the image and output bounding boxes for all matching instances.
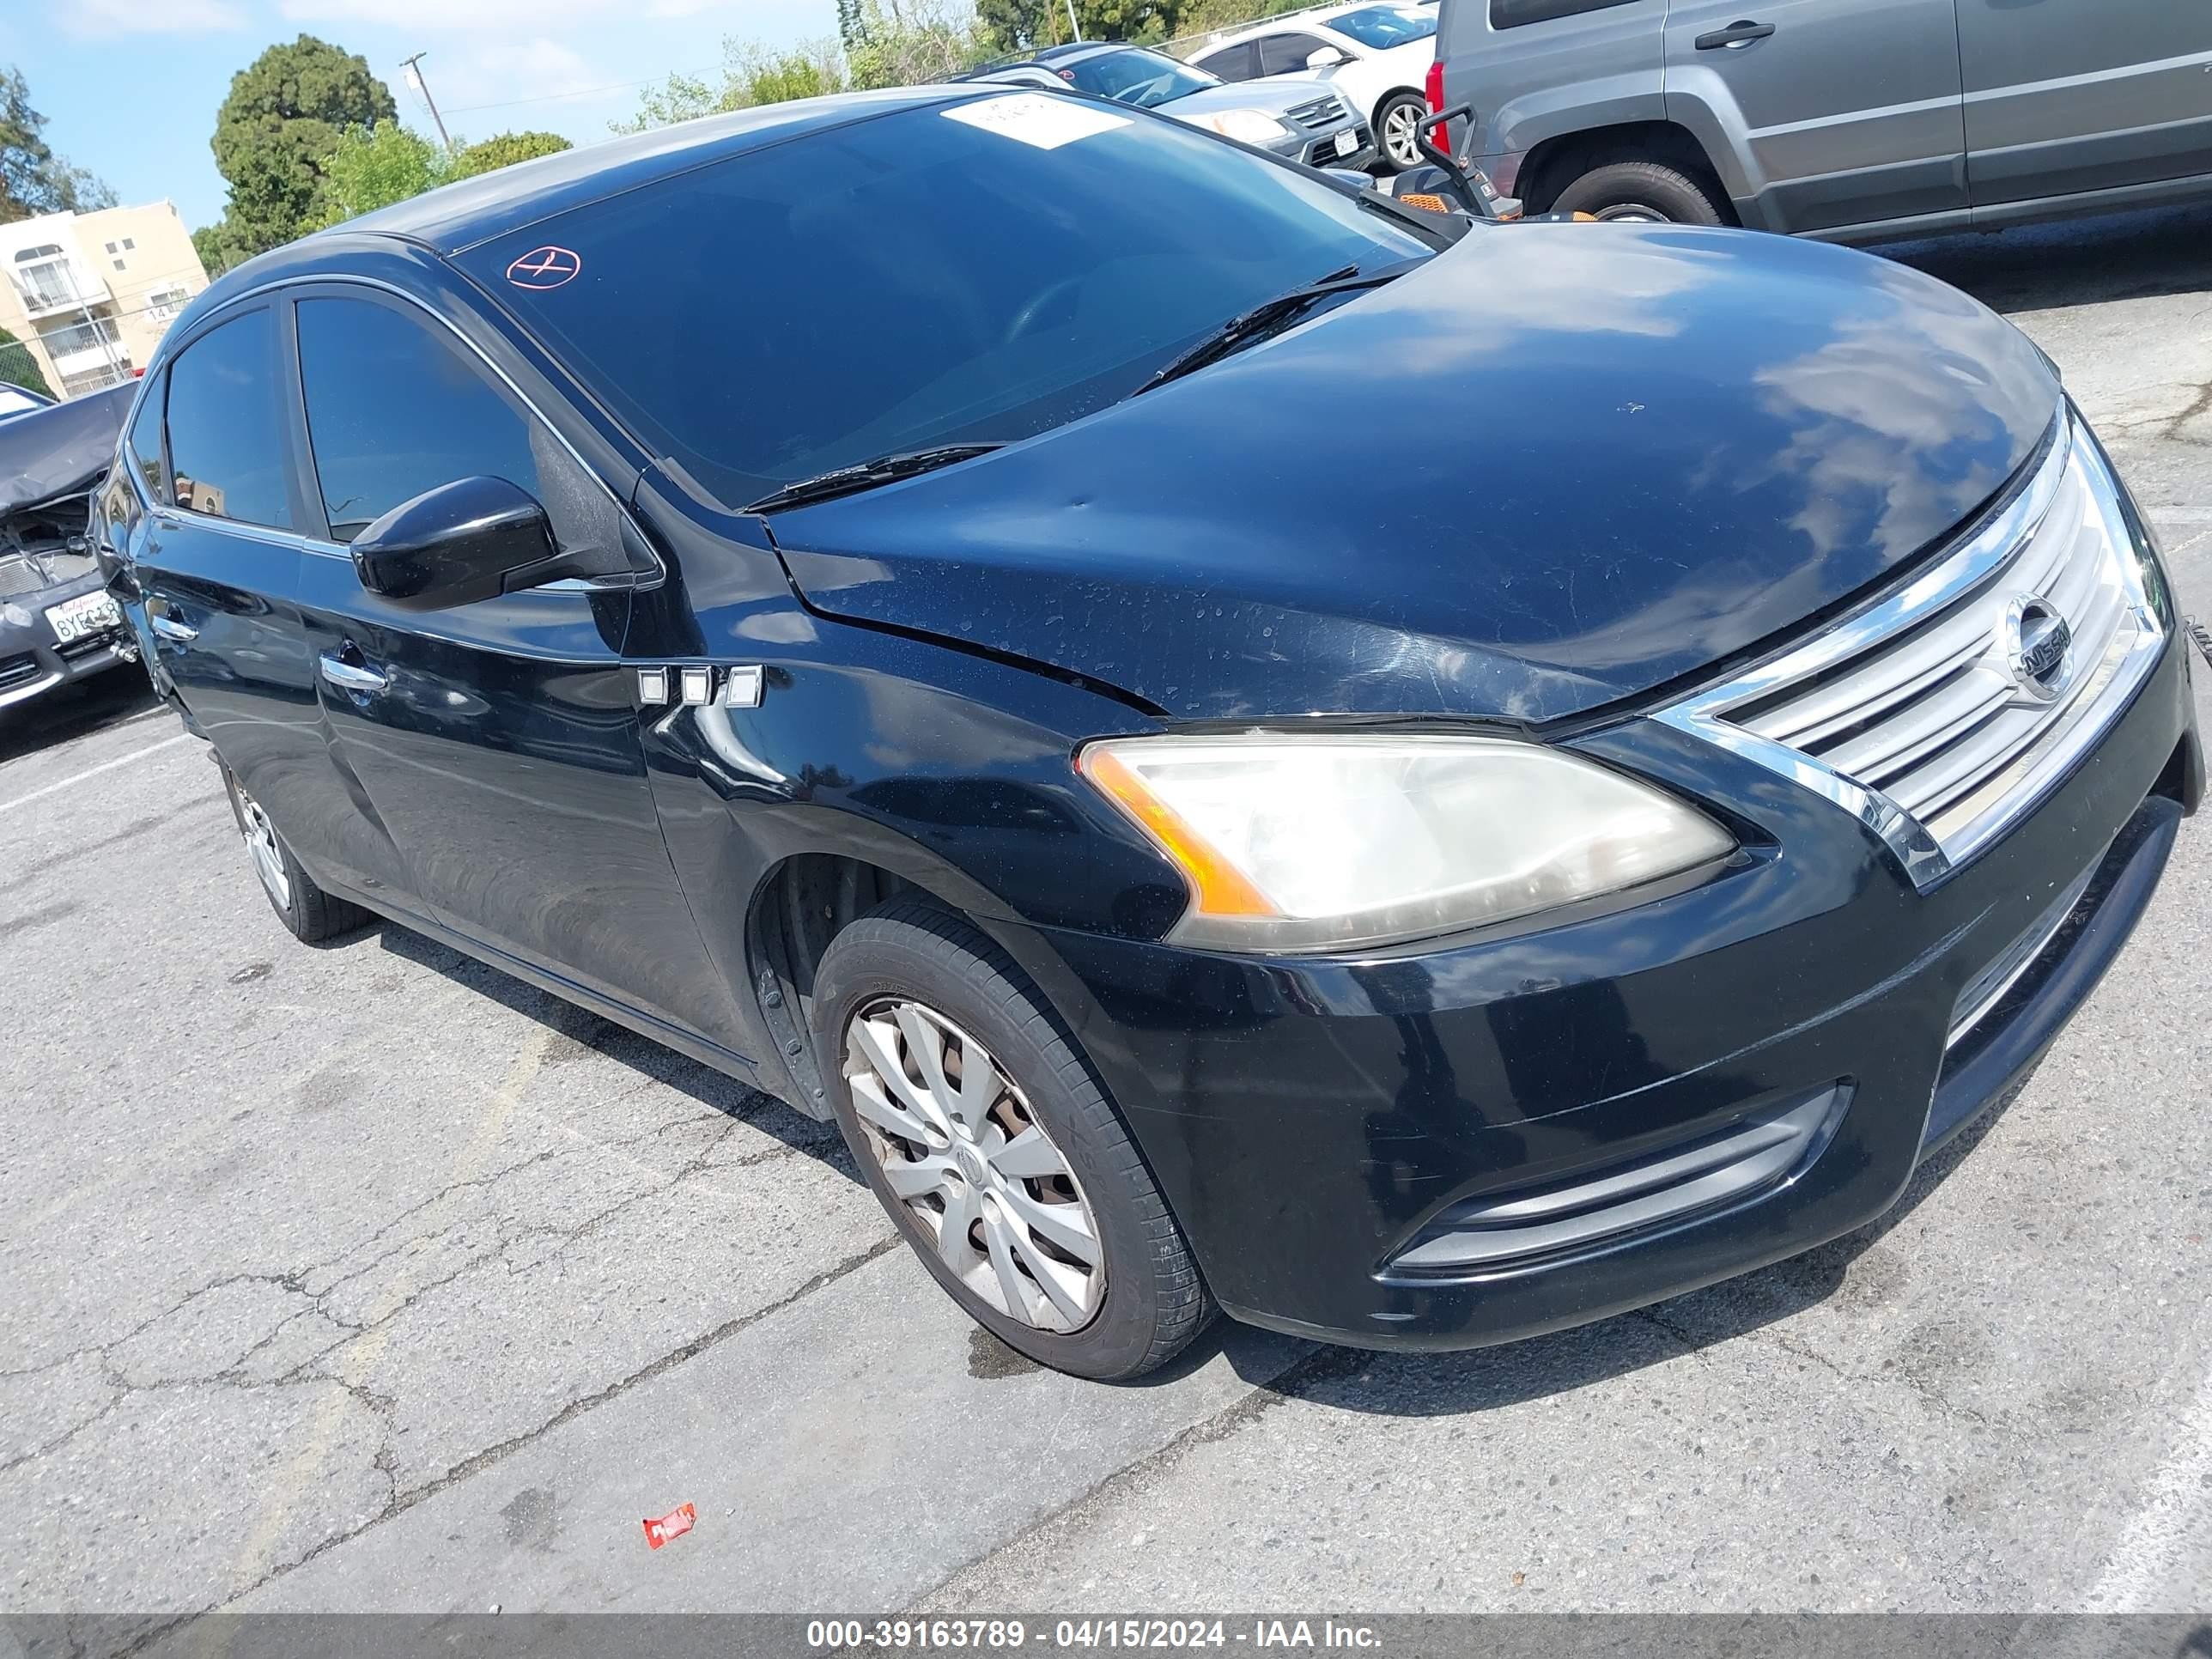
[1431,0,2212,236]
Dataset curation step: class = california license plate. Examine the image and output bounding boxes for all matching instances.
[1334,131,1358,157]
[46,591,121,645]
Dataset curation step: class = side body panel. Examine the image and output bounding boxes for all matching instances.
[1662,0,1966,233]
[1958,0,2212,208]
[624,466,1173,1110]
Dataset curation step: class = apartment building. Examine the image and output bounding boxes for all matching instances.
[0,200,209,398]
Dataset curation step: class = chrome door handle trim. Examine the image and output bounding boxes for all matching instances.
[319,652,389,693]
[148,612,198,643]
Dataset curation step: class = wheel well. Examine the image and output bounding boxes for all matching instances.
[748,854,930,1115]
[1516,121,1735,219]
[1371,85,1425,129]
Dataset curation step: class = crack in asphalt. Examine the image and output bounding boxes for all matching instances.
[107,1230,902,1657]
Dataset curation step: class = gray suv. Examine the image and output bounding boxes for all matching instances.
[1431,0,2212,237]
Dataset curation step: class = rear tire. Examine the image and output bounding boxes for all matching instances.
[1550,160,1727,225]
[1374,91,1429,173]
[812,901,1215,1381]
[219,766,372,944]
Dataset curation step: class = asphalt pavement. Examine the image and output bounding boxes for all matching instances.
[1,202,2208,1631]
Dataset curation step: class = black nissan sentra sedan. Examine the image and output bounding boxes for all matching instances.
[101,87,2200,1379]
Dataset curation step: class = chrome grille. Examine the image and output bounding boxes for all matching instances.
[1658,414,2166,890]
[1285,94,1345,130]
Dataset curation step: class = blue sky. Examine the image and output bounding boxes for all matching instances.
[4,0,834,234]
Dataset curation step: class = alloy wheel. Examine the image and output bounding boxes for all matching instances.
[1382,104,1423,170]
[843,996,1104,1333]
[235,786,291,912]
[1594,203,1667,222]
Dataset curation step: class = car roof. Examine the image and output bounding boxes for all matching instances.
[1194,2,1399,48]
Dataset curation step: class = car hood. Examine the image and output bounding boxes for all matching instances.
[771,224,2060,725]
[1158,80,1344,118]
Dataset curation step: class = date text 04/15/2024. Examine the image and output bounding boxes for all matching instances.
[803,1621,1383,1650]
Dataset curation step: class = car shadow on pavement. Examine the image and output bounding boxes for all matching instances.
[370,920,856,1170]
[1218,1064,2045,1416]
[0,672,161,764]
[1879,199,2212,317]
[362,914,2049,1410]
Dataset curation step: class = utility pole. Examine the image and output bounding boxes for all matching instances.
[399,52,453,152]
[1065,0,1082,40]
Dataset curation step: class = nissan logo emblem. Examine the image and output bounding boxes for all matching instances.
[2002,594,2073,702]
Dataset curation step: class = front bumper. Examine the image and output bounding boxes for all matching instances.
[1270,125,1376,170]
[0,569,135,711]
[1001,627,2198,1350]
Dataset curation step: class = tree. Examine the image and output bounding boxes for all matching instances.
[190,224,229,279]
[617,40,846,131]
[0,325,53,398]
[316,121,450,227]
[211,36,396,260]
[0,66,116,222]
[977,0,1071,53]
[454,131,572,179]
[842,0,989,88]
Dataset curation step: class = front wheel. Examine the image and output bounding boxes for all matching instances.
[1374,91,1429,173]
[813,902,1215,1380]
[1549,160,1728,225]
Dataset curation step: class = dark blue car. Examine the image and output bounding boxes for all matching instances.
[100,86,2201,1379]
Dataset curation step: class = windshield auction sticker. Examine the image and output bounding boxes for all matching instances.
[942,94,1131,149]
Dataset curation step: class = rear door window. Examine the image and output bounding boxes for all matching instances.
[1194,41,1260,81]
[1491,0,1644,27]
[164,308,293,530]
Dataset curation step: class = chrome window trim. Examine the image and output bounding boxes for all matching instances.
[1654,409,2166,891]
[133,271,664,592]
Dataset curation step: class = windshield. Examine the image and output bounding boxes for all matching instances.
[466,96,1432,509]
[1059,49,1218,107]
[1327,5,1437,47]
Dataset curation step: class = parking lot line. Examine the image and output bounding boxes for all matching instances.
[230,1023,559,1591]
[2083,1358,2212,1611]
[0,732,193,817]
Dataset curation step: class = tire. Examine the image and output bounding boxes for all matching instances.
[219,765,372,944]
[812,901,1215,1380]
[1550,160,1727,225]
[1373,91,1429,173]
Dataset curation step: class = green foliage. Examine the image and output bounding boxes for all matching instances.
[190,223,229,278]
[0,65,115,222]
[843,0,991,88]
[617,40,847,131]
[0,325,53,398]
[620,1,992,129]
[210,35,397,259]
[317,121,451,227]
[453,130,572,179]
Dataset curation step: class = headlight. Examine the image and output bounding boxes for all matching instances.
[1080,732,1734,953]
[1200,109,1292,144]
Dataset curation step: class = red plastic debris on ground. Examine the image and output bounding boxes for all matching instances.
[643,1503,696,1550]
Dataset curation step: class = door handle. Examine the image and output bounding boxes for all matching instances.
[319,651,390,695]
[148,611,198,643]
[1695,19,1774,48]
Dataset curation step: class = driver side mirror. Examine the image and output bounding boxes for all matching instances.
[1304,46,1347,69]
[351,475,575,611]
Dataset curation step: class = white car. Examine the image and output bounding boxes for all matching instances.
[1186,3,1438,171]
